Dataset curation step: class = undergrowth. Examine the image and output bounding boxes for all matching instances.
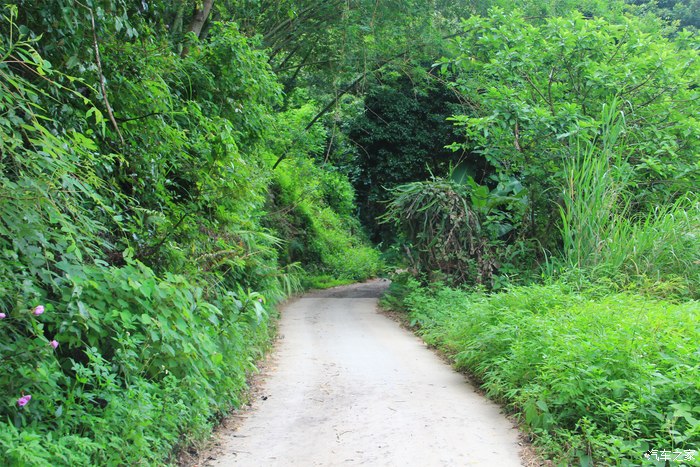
[265,116,382,283]
[0,260,274,465]
[391,278,700,466]
[0,6,375,465]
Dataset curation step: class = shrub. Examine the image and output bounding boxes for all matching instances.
[397,281,700,465]
[0,259,272,465]
[382,173,530,287]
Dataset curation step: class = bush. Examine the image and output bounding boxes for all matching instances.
[397,280,700,465]
[0,259,272,465]
[0,8,284,464]
[265,117,382,284]
[382,173,530,288]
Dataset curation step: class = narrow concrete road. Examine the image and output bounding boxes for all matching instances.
[208,280,523,466]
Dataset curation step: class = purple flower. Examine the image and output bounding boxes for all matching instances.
[50,340,59,349]
[257,298,263,303]
[17,395,32,407]
[0,313,6,319]
[33,305,45,316]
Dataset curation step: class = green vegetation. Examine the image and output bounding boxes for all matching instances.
[382,89,698,464]
[348,72,465,243]
[392,280,699,465]
[558,101,699,297]
[1,0,698,465]
[1,263,273,464]
[439,9,698,251]
[375,3,698,466]
[0,2,379,464]
[265,105,381,285]
[382,172,531,288]
[382,86,698,464]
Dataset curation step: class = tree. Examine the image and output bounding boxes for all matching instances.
[348,70,468,242]
[440,9,699,245]
[626,0,700,29]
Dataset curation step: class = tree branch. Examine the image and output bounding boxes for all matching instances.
[141,211,190,258]
[188,0,215,38]
[77,1,124,146]
[272,72,368,170]
[273,43,303,71]
[522,71,553,115]
[270,27,474,170]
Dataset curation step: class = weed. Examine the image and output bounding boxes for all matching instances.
[391,279,700,465]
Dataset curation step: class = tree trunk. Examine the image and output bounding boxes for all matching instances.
[188,0,215,38]
[199,9,219,42]
[181,0,215,57]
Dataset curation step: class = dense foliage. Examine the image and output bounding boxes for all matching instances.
[558,101,699,297]
[375,2,699,466]
[348,72,466,243]
[390,280,699,465]
[440,9,699,249]
[0,2,379,464]
[264,104,381,285]
[384,7,699,293]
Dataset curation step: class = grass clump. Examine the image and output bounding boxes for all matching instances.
[398,280,700,465]
[558,99,699,299]
[301,275,357,290]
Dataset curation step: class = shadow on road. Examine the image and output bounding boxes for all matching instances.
[303,278,391,299]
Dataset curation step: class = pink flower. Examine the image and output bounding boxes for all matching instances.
[50,340,59,349]
[17,395,31,407]
[0,313,6,319]
[33,305,45,316]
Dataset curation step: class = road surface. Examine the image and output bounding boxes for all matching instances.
[207,280,524,466]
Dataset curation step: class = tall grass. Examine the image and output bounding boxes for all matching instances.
[560,99,628,269]
[607,198,699,296]
[559,100,699,297]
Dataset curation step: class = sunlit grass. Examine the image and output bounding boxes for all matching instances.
[400,281,700,465]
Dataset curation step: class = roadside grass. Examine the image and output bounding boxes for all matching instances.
[558,99,699,300]
[393,280,700,466]
[301,274,358,290]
